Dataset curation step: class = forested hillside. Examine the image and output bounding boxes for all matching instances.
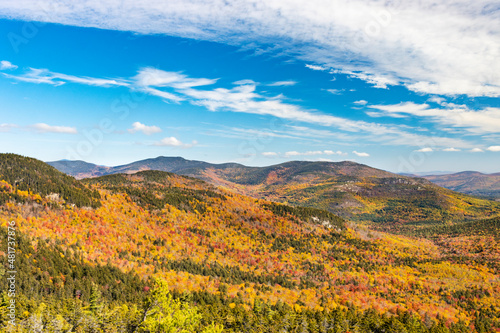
[1,154,499,332]
[49,157,500,224]
[0,154,101,208]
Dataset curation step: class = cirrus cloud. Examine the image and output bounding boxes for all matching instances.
[368,102,500,134]
[3,65,477,150]
[1,0,498,96]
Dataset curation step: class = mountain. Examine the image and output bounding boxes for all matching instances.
[46,159,111,178]
[47,156,244,179]
[2,154,500,332]
[423,171,500,199]
[48,157,500,225]
[0,153,101,208]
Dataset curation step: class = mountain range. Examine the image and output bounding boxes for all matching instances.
[2,153,500,332]
[48,156,500,225]
[422,171,500,199]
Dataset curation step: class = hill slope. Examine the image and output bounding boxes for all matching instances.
[2,155,500,332]
[49,157,500,224]
[423,171,500,199]
[0,153,100,208]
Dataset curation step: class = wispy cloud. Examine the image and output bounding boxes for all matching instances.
[30,123,77,134]
[283,150,345,157]
[4,68,129,87]
[140,87,184,103]
[261,150,347,158]
[0,60,17,70]
[128,122,162,135]
[1,1,499,96]
[135,67,217,89]
[443,147,460,152]
[353,100,368,106]
[233,79,256,85]
[0,123,17,132]
[153,136,197,148]
[326,89,342,95]
[2,65,475,150]
[368,102,500,134]
[305,64,327,71]
[352,150,370,157]
[267,80,297,87]
[470,148,484,153]
[285,150,321,157]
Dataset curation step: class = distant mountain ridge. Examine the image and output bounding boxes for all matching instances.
[423,171,500,199]
[46,159,111,179]
[48,156,500,224]
[47,156,245,179]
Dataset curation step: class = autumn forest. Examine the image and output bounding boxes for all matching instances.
[0,153,499,333]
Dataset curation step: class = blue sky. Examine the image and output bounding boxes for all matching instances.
[0,1,499,173]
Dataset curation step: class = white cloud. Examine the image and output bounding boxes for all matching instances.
[443,147,460,152]
[214,127,298,140]
[323,150,344,155]
[3,64,475,150]
[128,122,162,135]
[352,151,369,157]
[177,79,459,150]
[326,89,342,95]
[268,80,297,87]
[369,102,500,134]
[1,1,500,96]
[154,136,196,148]
[3,69,64,85]
[284,150,323,157]
[0,60,17,70]
[428,96,446,105]
[353,100,368,106]
[346,72,396,89]
[53,72,129,86]
[263,149,346,158]
[0,123,17,132]
[141,87,184,103]
[31,123,77,134]
[284,151,301,157]
[416,147,433,152]
[4,67,128,87]
[470,148,484,153]
[262,152,278,157]
[306,64,327,71]
[233,79,257,86]
[487,146,500,152]
[135,67,216,89]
